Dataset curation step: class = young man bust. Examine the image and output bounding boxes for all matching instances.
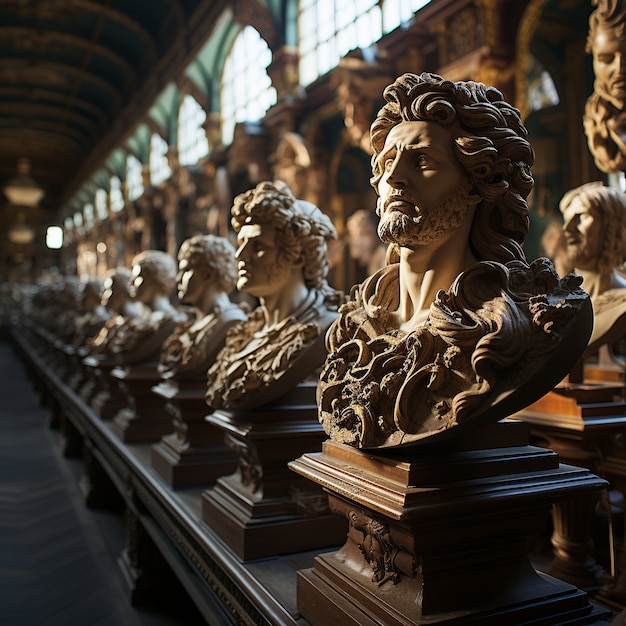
[158,234,247,380]
[560,182,626,359]
[205,180,343,410]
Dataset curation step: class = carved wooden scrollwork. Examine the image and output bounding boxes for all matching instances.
[348,508,419,586]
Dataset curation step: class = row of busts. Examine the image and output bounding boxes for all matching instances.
[72,180,343,413]
[24,175,626,442]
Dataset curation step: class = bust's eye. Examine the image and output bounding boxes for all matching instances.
[597,53,615,64]
[415,153,434,168]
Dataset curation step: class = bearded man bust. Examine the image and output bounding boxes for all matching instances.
[318,72,592,449]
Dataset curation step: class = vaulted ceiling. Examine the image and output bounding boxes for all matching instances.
[0,0,229,226]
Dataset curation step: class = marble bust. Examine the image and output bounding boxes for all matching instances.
[108,250,186,364]
[73,278,109,346]
[87,267,143,355]
[560,181,626,359]
[584,0,626,173]
[318,72,592,449]
[158,234,247,380]
[205,180,343,410]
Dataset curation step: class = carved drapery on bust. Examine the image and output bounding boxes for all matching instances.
[205,181,343,410]
[205,289,332,408]
[158,234,246,380]
[317,72,592,449]
[319,258,589,448]
[583,0,626,173]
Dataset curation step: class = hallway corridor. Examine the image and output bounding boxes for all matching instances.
[0,330,204,626]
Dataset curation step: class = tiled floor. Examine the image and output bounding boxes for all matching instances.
[0,334,206,626]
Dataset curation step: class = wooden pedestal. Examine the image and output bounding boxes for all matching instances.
[584,346,626,386]
[517,382,626,591]
[78,354,100,404]
[585,364,626,385]
[151,379,238,488]
[289,422,612,625]
[82,355,128,419]
[201,382,347,561]
[111,365,172,443]
[63,344,86,391]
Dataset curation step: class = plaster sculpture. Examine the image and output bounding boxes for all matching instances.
[72,278,109,346]
[205,180,343,410]
[87,266,143,355]
[318,72,592,449]
[107,250,186,364]
[584,0,626,173]
[158,234,247,380]
[560,181,626,359]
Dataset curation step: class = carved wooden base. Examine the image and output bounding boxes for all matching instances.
[151,379,238,488]
[516,382,626,592]
[521,381,626,422]
[118,506,165,607]
[63,346,87,391]
[202,475,347,561]
[585,364,626,385]
[201,383,347,560]
[549,491,612,590]
[79,355,106,404]
[82,356,127,419]
[289,423,612,625]
[111,365,171,443]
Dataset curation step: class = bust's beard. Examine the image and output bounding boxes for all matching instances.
[377,179,471,247]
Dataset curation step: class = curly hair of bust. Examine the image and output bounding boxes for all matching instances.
[587,0,626,53]
[560,181,626,273]
[131,250,177,291]
[106,267,132,294]
[370,72,533,265]
[178,234,238,292]
[231,181,338,290]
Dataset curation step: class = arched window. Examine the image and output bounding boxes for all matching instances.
[110,176,124,213]
[382,0,431,34]
[84,202,95,228]
[63,216,74,243]
[221,26,277,145]
[95,189,108,221]
[299,0,432,86]
[126,155,144,201]
[178,94,209,166]
[150,133,172,186]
